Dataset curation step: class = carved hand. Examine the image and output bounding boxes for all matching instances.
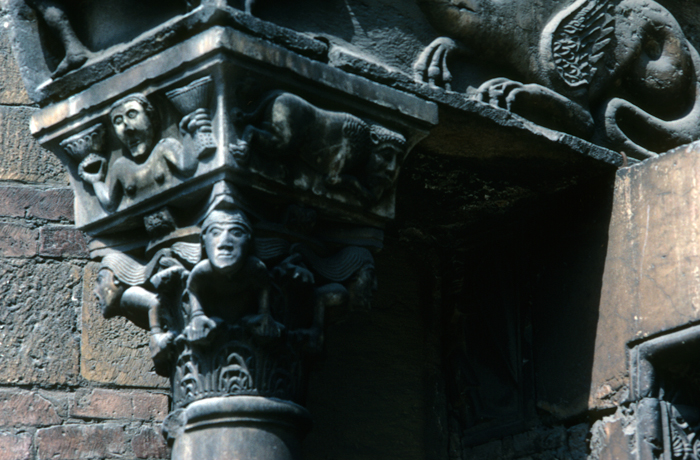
[77,153,107,184]
[414,37,460,90]
[184,314,220,345]
[151,262,187,292]
[244,313,285,344]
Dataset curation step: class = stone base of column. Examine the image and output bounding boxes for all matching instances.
[172,396,312,460]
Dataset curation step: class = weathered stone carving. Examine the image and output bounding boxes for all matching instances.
[11,5,437,455]
[237,92,408,206]
[415,0,700,158]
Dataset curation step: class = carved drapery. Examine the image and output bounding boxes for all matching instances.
[9,5,437,458]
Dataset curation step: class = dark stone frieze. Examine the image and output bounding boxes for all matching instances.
[414,0,700,159]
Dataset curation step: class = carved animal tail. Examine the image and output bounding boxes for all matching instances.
[233,90,286,127]
[603,47,700,159]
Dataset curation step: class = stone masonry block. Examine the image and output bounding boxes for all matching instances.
[0,106,67,184]
[0,433,31,460]
[0,224,36,257]
[131,426,170,459]
[38,226,88,258]
[0,186,73,221]
[71,388,168,421]
[591,143,700,409]
[36,424,127,460]
[0,259,81,386]
[0,14,32,106]
[0,390,61,427]
[81,263,169,388]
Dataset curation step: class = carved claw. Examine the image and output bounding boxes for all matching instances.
[52,50,90,78]
[475,78,525,110]
[414,37,459,90]
[77,153,106,184]
[184,314,220,345]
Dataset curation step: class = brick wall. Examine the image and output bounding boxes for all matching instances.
[0,4,170,459]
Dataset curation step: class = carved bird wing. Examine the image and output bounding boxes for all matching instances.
[101,252,150,286]
[552,0,615,88]
[293,245,374,282]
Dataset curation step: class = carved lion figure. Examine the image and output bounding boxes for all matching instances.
[415,0,700,158]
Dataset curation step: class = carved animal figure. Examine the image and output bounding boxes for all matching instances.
[236,92,406,204]
[414,0,700,158]
[24,0,255,78]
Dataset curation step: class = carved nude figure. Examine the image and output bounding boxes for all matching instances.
[414,0,700,158]
[79,93,201,211]
[183,202,282,345]
[236,92,407,204]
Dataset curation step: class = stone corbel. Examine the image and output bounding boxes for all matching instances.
[14,12,437,460]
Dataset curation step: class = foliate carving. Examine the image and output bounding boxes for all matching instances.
[415,0,700,158]
[664,402,700,460]
[166,76,217,159]
[60,124,106,162]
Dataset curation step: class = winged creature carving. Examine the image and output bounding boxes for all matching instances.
[415,0,700,159]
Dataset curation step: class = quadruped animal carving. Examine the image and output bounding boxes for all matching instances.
[236,92,407,205]
[414,0,700,159]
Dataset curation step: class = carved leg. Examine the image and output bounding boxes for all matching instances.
[475,78,595,140]
[27,0,90,77]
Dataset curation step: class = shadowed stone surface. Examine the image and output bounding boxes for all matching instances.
[80,262,168,388]
[591,141,700,409]
[0,259,81,386]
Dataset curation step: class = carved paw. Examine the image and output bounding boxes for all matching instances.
[52,49,90,78]
[475,78,526,110]
[184,314,220,345]
[78,153,106,184]
[414,37,459,90]
[244,313,285,344]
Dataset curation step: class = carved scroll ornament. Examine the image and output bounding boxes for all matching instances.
[415,0,700,159]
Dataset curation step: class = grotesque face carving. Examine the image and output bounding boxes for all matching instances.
[202,209,252,275]
[365,145,400,198]
[94,268,124,318]
[110,98,155,161]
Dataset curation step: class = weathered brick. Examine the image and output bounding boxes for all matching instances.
[0,433,31,460]
[0,106,67,184]
[0,186,73,221]
[0,390,61,427]
[36,424,127,460]
[81,263,169,388]
[0,17,32,106]
[0,224,36,257]
[132,427,169,459]
[0,433,32,460]
[71,389,168,421]
[38,226,88,258]
[0,259,81,385]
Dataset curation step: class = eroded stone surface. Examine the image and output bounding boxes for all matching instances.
[0,390,61,427]
[591,142,700,409]
[0,10,31,106]
[0,259,81,386]
[0,107,67,184]
[80,262,168,388]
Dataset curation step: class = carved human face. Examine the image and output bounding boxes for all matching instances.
[94,268,124,318]
[366,145,400,199]
[110,100,154,161]
[202,210,251,275]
